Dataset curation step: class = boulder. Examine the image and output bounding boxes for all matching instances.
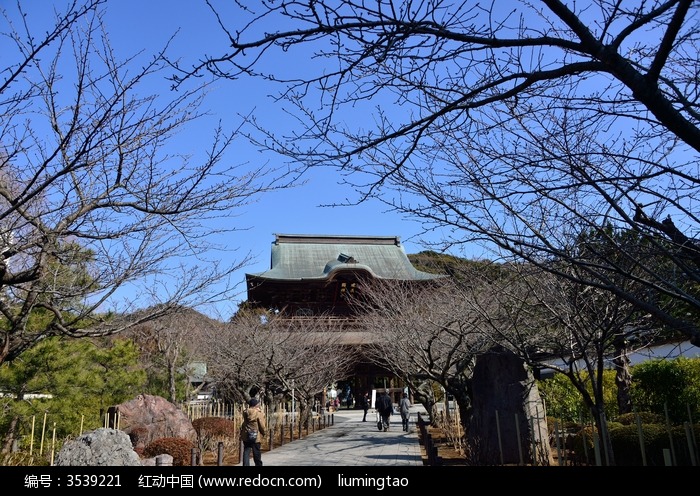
[108,394,196,451]
[55,428,141,466]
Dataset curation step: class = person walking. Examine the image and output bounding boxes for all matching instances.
[361,392,371,421]
[376,390,393,432]
[240,397,267,466]
[399,392,411,431]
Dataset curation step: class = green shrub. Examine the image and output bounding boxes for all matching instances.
[539,357,700,426]
[609,422,699,466]
[615,412,664,426]
[569,422,700,466]
[143,437,196,466]
[631,357,700,423]
[538,370,617,423]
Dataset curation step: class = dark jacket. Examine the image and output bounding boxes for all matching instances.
[376,393,393,415]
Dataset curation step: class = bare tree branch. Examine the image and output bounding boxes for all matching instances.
[201,310,357,427]
[180,0,700,345]
[0,1,291,364]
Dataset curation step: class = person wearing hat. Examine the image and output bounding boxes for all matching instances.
[240,397,267,466]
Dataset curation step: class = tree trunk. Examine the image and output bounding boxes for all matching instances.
[1,416,19,454]
[413,380,439,426]
[168,359,178,404]
[613,333,633,415]
[591,404,616,466]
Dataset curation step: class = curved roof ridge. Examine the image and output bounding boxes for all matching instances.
[247,233,445,281]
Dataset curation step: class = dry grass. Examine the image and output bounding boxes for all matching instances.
[416,422,468,466]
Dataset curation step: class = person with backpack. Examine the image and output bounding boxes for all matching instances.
[240,397,267,466]
[376,391,393,432]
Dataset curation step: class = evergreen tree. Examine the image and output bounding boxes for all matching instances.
[0,337,145,454]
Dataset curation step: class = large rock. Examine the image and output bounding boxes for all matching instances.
[55,428,141,466]
[108,394,196,451]
[467,346,552,465]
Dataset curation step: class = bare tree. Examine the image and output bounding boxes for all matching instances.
[357,257,656,465]
[354,278,493,430]
[179,0,700,346]
[355,273,555,464]
[473,262,655,466]
[0,1,288,364]
[201,310,357,428]
[125,306,222,403]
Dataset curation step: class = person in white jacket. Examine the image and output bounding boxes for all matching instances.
[399,392,411,432]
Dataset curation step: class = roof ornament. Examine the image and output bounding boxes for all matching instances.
[337,253,357,263]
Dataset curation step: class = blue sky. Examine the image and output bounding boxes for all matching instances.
[6,1,461,319]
